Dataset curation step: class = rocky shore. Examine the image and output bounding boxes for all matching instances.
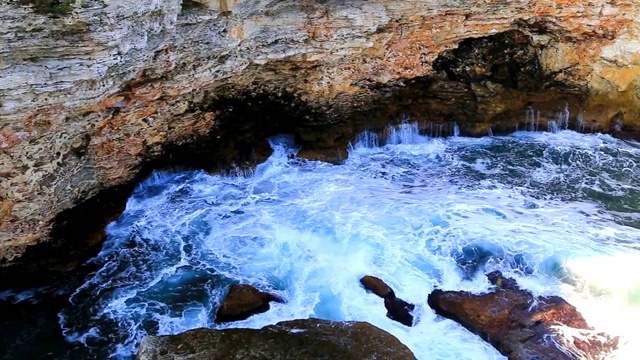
[2,0,640,274]
[138,273,617,359]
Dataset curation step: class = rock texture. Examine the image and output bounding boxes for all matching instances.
[215,284,284,323]
[428,271,618,360]
[2,0,640,270]
[136,318,417,360]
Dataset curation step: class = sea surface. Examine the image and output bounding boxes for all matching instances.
[2,124,640,359]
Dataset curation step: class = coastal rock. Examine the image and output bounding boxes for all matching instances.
[136,318,417,360]
[2,1,640,271]
[384,297,415,327]
[215,284,283,323]
[360,275,414,327]
[360,275,395,298]
[427,271,618,360]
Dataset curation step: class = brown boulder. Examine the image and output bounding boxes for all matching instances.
[360,275,415,327]
[360,275,396,298]
[137,318,417,360]
[214,284,284,323]
[428,271,617,360]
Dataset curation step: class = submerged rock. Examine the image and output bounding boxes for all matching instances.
[360,275,415,327]
[428,271,618,360]
[214,284,284,323]
[136,318,417,360]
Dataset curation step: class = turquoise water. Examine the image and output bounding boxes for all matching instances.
[5,125,640,359]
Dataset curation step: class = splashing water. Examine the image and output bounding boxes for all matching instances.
[55,127,640,359]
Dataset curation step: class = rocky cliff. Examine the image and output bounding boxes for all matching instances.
[1,0,639,271]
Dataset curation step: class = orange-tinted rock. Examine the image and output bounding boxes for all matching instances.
[360,275,396,298]
[428,271,618,360]
[3,1,640,273]
[214,285,284,323]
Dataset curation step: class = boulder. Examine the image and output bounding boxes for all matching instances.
[384,297,415,327]
[136,318,417,360]
[360,275,415,327]
[428,271,618,360]
[360,275,396,298]
[214,284,284,323]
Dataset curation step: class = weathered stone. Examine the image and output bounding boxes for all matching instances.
[428,271,618,360]
[2,1,640,272]
[360,275,395,298]
[136,318,417,360]
[215,284,284,323]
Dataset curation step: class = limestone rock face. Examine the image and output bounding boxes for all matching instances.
[136,318,417,360]
[428,271,618,360]
[1,0,640,268]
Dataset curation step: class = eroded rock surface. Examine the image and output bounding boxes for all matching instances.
[215,284,284,323]
[2,1,640,270]
[428,271,618,360]
[136,318,417,360]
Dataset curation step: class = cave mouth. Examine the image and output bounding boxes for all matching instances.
[0,91,322,290]
[0,96,600,291]
[3,26,637,290]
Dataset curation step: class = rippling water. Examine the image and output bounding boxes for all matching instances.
[6,125,640,359]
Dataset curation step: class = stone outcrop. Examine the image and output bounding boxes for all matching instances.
[136,318,417,360]
[360,275,414,326]
[384,296,415,328]
[215,284,284,323]
[428,271,618,360]
[2,0,640,271]
[360,275,395,298]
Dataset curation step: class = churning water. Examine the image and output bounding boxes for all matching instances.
[8,125,640,359]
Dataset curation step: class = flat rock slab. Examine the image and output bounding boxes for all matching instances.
[215,284,284,323]
[428,271,618,360]
[136,318,417,360]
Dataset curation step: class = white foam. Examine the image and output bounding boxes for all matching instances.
[60,126,640,359]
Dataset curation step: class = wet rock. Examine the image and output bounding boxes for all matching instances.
[384,297,415,327]
[359,275,415,327]
[486,270,519,290]
[214,285,284,323]
[428,271,618,360]
[137,318,417,360]
[360,275,396,298]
